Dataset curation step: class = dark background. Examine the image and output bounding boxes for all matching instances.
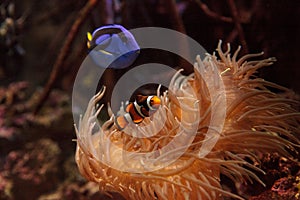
[1,0,299,93]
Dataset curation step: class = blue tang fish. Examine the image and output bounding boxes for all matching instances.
[87,24,140,69]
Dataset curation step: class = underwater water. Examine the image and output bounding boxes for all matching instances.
[0,0,299,199]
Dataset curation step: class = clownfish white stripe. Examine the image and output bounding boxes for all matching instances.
[134,101,146,118]
[114,95,162,130]
[147,96,156,111]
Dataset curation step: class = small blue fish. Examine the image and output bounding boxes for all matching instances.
[87,24,140,69]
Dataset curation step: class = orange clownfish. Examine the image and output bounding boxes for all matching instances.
[115,95,161,130]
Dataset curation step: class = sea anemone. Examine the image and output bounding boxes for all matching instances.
[74,41,300,200]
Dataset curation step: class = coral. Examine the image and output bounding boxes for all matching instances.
[0,81,29,150]
[235,153,300,199]
[1,139,61,200]
[249,173,300,200]
[75,42,300,199]
[0,81,70,141]
[0,82,72,199]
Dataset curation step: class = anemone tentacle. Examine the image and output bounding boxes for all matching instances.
[75,41,299,200]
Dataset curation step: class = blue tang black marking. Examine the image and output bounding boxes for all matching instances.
[87,24,140,69]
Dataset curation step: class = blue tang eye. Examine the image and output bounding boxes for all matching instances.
[87,24,140,69]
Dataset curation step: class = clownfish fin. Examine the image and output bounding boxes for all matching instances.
[115,114,130,130]
[132,117,143,124]
[125,103,133,113]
